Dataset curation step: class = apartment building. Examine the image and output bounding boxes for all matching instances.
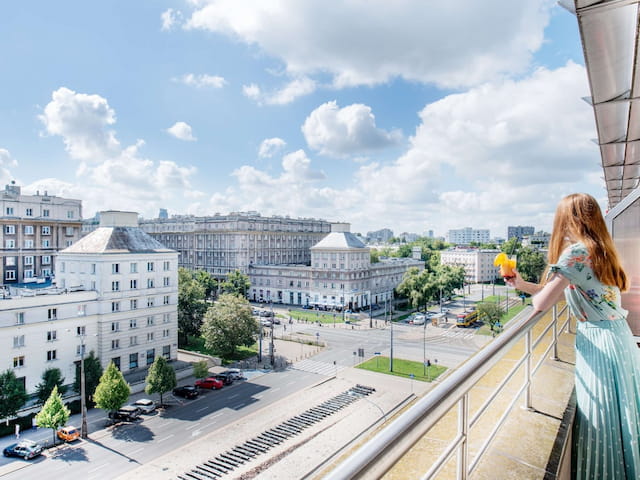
[0,182,82,285]
[139,212,331,280]
[447,227,490,245]
[440,248,500,283]
[0,211,178,394]
[507,225,535,242]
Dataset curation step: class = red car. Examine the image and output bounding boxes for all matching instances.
[195,377,224,389]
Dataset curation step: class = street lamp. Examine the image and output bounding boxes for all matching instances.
[79,333,88,438]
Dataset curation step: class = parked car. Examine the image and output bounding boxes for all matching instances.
[259,310,274,317]
[195,377,224,389]
[212,373,234,385]
[108,405,142,422]
[131,398,156,414]
[260,319,273,327]
[173,385,199,399]
[223,369,245,381]
[3,440,43,460]
[271,317,281,324]
[57,425,80,442]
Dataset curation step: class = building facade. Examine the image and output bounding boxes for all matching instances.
[139,213,331,280]
[507,225,535,242]
[1,183,82,285]
[248,225,424,309]
[447,227,490,245]
[522,231,550,249]
[0,211,179,394]
[440,248,500,283]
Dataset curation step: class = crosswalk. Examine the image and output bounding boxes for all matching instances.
[291,359,345,376]
[440,329,477,340]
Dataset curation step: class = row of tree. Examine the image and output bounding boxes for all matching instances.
[396,264,466,312]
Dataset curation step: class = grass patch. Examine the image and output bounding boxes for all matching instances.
[477,301,530,336]
[356,356,446,382]
[289,310,360,324]
[182,335,258,364]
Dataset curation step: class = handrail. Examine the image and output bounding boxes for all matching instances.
[325,303,569,480]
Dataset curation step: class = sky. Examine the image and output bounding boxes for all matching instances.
[0,1,603,239]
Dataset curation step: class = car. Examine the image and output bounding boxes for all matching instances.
[302,305,312,309]
[3,440,44,460]
[222,369,245,381]
[271,317,281,325]
[57,425,80,442]
[131,398,156,414]
[173,385,199,399]
[213,373,234,385]
[260,319,273,327]
[195,377,224,389]
[259,310,274,317]
[108,405,142,422]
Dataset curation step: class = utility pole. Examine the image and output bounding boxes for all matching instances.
[79,334,88,439]
[389,293,394,372]
[258,325,263,363]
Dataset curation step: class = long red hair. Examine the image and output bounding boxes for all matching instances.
[546,193,628,291]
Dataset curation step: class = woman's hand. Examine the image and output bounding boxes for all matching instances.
[504,269,522,289]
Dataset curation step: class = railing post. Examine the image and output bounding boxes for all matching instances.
[551,304,558,361]
[567,308,572,334]
[524,329,533,410]
[457,394,469,480]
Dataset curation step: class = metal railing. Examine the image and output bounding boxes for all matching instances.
[325,303,572,480]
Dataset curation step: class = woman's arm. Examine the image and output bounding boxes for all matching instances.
[506,270,543,295]
[531,273,569,313]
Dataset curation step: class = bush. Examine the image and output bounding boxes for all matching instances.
[0,412,36,437]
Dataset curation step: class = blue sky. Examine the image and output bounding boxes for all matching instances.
[0,1,601,239]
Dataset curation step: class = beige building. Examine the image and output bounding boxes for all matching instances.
[0,182,82,285]
[440,248,500,283]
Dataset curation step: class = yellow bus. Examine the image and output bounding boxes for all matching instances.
[456,310,478,328]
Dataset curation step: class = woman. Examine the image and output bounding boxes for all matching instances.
[507,193,640,479]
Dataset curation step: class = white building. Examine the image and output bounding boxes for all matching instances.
[248,224,424,309]
[440,248,500,283]
[0,211,179,394]
[447,227,490,245]
[522,231,551,249]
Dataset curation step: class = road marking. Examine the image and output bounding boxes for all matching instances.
[228,394,239,399]
[235,403,246,409]
[158,434,175,443]
[285,381,295,387]
[209,412,223,419]
[129,447,145,455]
[88,463,108,473]
[207,421,218,429]
[196,406,208,412]
[271,387,280,393]
[254,394,263,399]
[186,422,201,430]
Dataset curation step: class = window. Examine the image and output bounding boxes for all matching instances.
[130,263,137,273]
[5,257,15,266]
[147,297,154,308]
[76,344,86,356]
[16,312,24,324]
[23,269,33,279]
[129,353,138,369]
[147,262,154,272]
[13,335,25,348]
[48,308,57,320]
[147,332,154,342]
[13,356,24,368]
[163,313,171,323]
[111,302,120,312]
[41,226,51,235]
[5,270,16,280]
[25,208,33,217]
[42,239,50,248]
[5,239,15,249]
[147,278,154,288]
[112,263,120,274]
[24,256,33,266]
[129,336,138,346]
[130,299,138,310]
[130,318,137,329]
[5,225,15,234]
[77,304,86,316]
[111,322,120,332]
[91,263,96,274]
[65,226,74,236]
[6,207,14,215]
[163,329,170,338]
[77,325,86,336]
[43,209,50,217]
[147,316,154,326]
[163,261,170,271]
[163,295,170,305]
[24,225,34,235]
[146,349,155,365]
[47,330,57,341]
[111,339,120,350]
[112,281,120,291]
[42,255,51,265]
[162,345,171,359]
[60,262,65,273]
[130,279,138,289]
[47,350,57,361]
[163,277,170,287]
[66,240,73,247]
[67,210,74,219]
[112,357,121,370]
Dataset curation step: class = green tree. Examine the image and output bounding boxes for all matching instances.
[0,370,28,422]
[194,270,217,300]
[202,293,259,358]
[396,244,412,257]
[35,385,70,445]
[192,360,210,380]
[145,356,177,406]
[178,267,208,346]
[220,270,251,297]
[516,247,547,285]
[94,362,130,415]
[35,367,68,405]
[73,351,103,407]
[370,249,380,264]
[397,268,438,312]
[477,302,505,332]
[501,237,521,256]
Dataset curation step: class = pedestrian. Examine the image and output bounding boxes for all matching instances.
[506,193,639,479]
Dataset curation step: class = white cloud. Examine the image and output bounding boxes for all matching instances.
[258,137,286,158]
[161,8,182,31]
[167,121,197,141]
[37,87,200,217]
[0,148,18,186]
[186,0,551,90]
[302,101,402,157]
[242,77,316,105]
[175,73,226,89]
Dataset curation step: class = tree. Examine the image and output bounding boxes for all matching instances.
[477,302,505,332]
[145,356,177,406]
[370,249,380,263]
[516,247,547,285]
[202,293,259,358]
[94,362,130,415]
[35,368,68,405]
[220,270,251,297]
[501,237,521,256]
[0,370,28,422]
[194,270,217,300]
[192,360,210,380]
[178,267,208,346]
[35,385,70,445]
[73,351,103,407]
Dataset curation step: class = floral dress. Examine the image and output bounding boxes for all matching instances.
[550,242,640,479]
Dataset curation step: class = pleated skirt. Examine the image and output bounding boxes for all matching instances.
[573,319,640,479]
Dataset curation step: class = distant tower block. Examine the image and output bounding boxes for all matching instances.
[159,208,168,219]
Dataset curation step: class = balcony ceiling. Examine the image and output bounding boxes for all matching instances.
[572,0,640,208]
